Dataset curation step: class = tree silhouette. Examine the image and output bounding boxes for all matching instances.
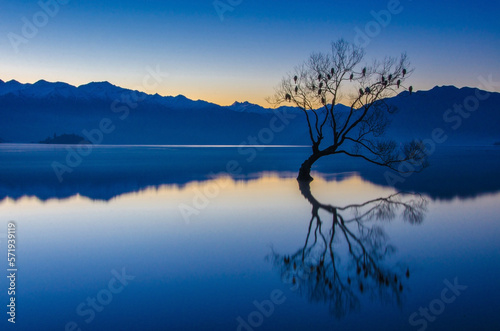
[268,39,428,181]
[267,180,427,318]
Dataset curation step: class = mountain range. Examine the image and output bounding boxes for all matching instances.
[0,79,498,145]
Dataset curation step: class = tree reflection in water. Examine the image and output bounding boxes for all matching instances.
[268,180,427,318]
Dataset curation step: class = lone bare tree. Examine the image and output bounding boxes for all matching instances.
[268,39,427,181]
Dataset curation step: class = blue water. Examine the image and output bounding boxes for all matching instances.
[0,144,499,330]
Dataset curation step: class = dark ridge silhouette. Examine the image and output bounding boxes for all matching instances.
[0,78,498,146]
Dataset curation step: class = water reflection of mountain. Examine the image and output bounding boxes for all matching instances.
[0,145,499,202]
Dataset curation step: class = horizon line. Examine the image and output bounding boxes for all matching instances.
[0,77,497,109]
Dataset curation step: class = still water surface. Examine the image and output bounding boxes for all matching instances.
[0,145,499,330]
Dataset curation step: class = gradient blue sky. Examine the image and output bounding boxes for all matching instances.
[1,0,499,106]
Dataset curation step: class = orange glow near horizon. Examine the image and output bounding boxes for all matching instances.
[0,173,396,213]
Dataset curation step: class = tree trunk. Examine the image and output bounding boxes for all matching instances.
[297,152,322,182]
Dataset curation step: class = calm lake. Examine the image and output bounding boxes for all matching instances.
[0,144,499,330]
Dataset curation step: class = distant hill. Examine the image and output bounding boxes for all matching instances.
[39,133,90,144]
[0,79,307,145]
[0,79,498,145]
[384,86,500,146]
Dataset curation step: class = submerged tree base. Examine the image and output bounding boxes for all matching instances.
[297,153,322,182]
[297,171,314,182]
[297,159,315,182]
